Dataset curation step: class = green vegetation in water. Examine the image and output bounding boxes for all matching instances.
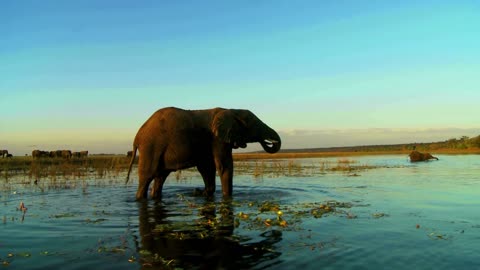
[162,196,357,237]
[0,194,455,269]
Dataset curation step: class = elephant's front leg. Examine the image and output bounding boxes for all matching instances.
[213,145,234,197]
[213,141,233,197]
[218,159,233,197]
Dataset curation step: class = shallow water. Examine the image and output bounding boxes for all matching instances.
[1,155,480,269]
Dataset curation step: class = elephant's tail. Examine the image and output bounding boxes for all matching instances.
[125,145,138,185]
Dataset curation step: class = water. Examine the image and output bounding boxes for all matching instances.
[1,155,480,269]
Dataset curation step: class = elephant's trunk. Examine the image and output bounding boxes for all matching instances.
[260,129,281,154]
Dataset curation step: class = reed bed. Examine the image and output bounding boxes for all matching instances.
[0,155,134,181]
[234,158,378,178]
[0,155,382,186]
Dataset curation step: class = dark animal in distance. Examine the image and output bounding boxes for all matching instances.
[126,107,281,200]
[32,150,50,159]
[0,150,8,158]
[80,151,88,158]
[73,151,89,158]
[409,150,439,162]
[32,150,73,159]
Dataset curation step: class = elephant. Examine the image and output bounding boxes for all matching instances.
[126,150,133,157]
[47,150,71,159]
[72,151,88,158]
[0,150,8,158]
[32,150,50,159]
[409,150,439,162]
[126,107,281,200]
[61,150,72,159]
[6,153,13,158]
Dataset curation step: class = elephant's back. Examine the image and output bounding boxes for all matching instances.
[148,107,193,128]
[135,107,194,142]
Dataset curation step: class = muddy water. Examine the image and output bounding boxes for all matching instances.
[1,155,480,269]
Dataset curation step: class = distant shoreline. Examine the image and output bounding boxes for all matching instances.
[233,148,480,160]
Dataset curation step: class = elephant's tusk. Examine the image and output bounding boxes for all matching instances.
[263,139,279,146]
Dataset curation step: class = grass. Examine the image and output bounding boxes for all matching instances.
[0,155,135,181]
[0,156,379,187]
[3,146,470,182]
[1,154,374,182]
[227,157,383,178]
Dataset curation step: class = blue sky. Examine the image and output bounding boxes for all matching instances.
[1,1,480,155]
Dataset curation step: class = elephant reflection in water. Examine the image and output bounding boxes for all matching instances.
[135,198,282,269]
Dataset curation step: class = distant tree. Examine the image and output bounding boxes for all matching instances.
[446,138,457,149]
[468,135,480,148]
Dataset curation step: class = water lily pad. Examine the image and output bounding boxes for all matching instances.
[84,218,108,224]
[51,213,76,218]
[372,213,388,218]
[18,252,31,258]
[258,201,280,212]
[428,232,449,240]
[139,249,152,256]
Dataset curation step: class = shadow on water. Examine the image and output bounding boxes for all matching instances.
[134,197,283,269]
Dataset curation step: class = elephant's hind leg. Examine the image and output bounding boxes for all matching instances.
[150,171,171,199]
[136,176,153,200]
[136,147,161,200]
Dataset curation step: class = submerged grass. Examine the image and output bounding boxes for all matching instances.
[130,195,360,269]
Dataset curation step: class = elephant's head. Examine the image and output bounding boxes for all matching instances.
[212,109,281,153]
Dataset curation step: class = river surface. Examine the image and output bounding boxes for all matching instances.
[1,155,480,269]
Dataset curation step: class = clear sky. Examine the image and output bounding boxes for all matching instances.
[1,1,480,155]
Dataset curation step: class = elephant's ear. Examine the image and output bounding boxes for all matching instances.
[212,110,245,144]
